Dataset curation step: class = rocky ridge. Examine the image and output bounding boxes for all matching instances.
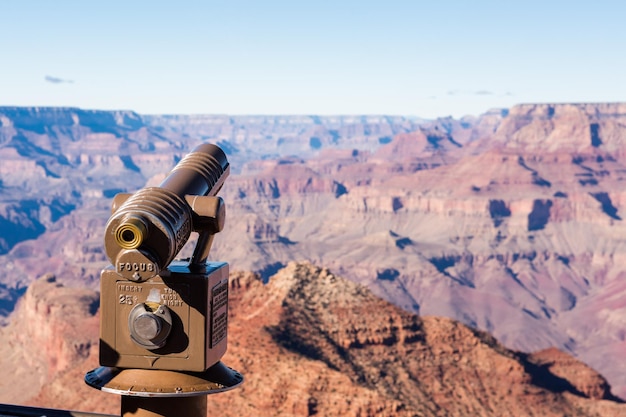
[142,114,425,161]
[1,263,624,416]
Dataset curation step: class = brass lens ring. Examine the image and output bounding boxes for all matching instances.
[115,216,147,249]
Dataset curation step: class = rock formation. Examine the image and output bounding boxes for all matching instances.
[1,264,624,416]
[209,103,626,398]
[0,106,421,309]
[0,274,112,413]
[2,103,626,400]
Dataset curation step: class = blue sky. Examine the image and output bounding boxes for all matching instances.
[1,1,624,118]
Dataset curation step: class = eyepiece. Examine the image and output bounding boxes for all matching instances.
[114,216,147,249]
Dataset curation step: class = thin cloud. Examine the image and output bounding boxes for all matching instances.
[45,75,74,84]
[445,89,512,97]
[429,89,515,101]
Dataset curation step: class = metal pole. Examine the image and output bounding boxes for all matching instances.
[121,396,206,417]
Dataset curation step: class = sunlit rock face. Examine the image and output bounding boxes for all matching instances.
[214,103,626,399]
[2,104,626,399]
[1,265,624,416]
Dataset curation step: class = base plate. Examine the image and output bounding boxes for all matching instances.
[85,361,243,397]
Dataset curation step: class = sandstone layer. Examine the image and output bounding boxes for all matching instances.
[1,264,624,416]
[1,104,626,399]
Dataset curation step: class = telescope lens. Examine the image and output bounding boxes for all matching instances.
[115,217,147,249]
[122,229,135,243]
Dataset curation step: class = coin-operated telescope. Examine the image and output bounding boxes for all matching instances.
[85,144,242,417]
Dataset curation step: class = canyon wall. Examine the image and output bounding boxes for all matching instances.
[0,264,623,416]
[1,104,626,399]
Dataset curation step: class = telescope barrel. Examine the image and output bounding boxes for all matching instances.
[159,143,229,198]
[104,144,230,281]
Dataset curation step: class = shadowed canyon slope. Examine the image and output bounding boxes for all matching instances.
[1,104,626,399]
[0,264,624,416]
